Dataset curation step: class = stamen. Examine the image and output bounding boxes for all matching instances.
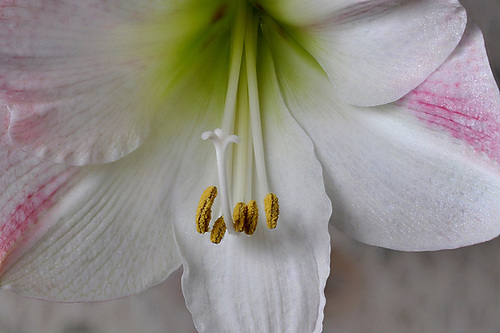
[264,193,279,229]
[196,186,217,234]
[210,216,227,244]
[244,10,270,196]
[221,2,247,133]
[233,202,247,232]
[244,200,258,235]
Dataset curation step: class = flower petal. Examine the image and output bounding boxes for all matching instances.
[261,0,466,106]
[398,22,500,166]
[0,1,147,165]
[0,0,220,165]
[0,115,183,301]
[270,21,500,251]
[174,47,331,332]
[0,106,78,279]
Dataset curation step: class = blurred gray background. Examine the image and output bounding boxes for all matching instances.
[0,1,499,332]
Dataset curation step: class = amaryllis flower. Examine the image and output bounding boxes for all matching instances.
[1,0,499,331]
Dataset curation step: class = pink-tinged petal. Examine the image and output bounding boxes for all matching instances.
[0,102,184,300]
[270,21,500,251]
[0,107,78,274]
[262,0,466,106]
[0,0,207,165]
[174,44,331,333]
[0,123,183,301]
[398,22,500,165]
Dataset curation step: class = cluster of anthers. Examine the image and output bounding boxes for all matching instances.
[195,129,279,244]
[196,187,279,244]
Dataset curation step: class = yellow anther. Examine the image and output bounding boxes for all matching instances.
[244,200,258,235]
[264,193,279,229]
[210,216,226,244]
[233,202,247,232]
[196,186,217,234]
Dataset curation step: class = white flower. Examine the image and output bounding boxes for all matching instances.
[0,0,499,331]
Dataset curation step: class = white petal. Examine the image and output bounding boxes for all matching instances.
[174,47,331,332]
[0,1,147,165]
[258,0,361,25]
[261,0,466,106]
[270,21,500,251]
[0,0,221,165]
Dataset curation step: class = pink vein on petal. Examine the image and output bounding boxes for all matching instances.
[399,86,500,164]
[397,26,500,165]
[0,168,76,273]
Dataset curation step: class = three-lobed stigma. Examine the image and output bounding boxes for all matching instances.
[195,186,279,244]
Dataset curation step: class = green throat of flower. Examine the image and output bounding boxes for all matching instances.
[194,2,281,244]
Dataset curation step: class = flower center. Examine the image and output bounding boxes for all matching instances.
[194,3,279,244]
